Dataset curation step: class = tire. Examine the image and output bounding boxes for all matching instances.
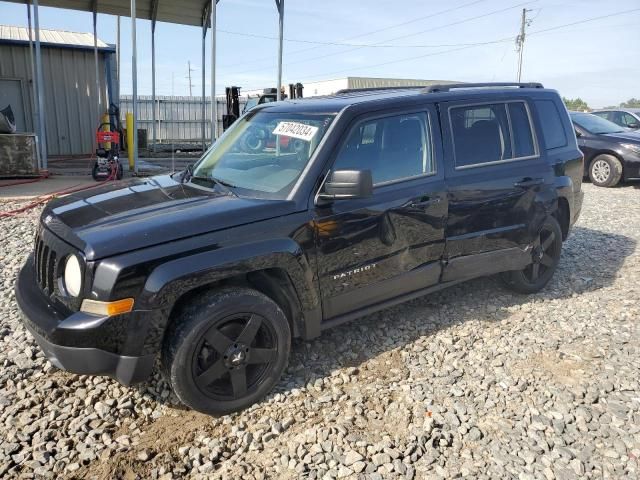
[588,154,622,187]
[92,163,108,182]
[161,287,291,415]
[501,216,563,294]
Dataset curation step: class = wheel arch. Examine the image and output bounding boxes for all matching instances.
[137,239,322,351]
[166,267,305,340]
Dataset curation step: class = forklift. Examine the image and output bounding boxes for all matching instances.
[240,83,304,116]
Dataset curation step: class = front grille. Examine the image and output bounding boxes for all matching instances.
[34,235,58,295]
[33,225,82,314]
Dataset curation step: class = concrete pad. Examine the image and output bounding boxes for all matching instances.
[0,176,100,200]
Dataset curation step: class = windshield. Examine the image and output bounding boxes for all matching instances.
[571,112,625,134]
[192,110,335,199]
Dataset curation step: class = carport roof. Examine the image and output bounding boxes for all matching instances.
[3,0,213,27]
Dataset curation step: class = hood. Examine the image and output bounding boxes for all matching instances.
[41,175,297,260]
[602,131,640,143]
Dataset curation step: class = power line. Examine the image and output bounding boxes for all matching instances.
[219,0,489,69]
[254,7,640,88]
[233,0,536,77]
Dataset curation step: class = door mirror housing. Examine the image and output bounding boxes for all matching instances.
[574,129,583,137]
[627,122,640,129]
[317,169,373,202]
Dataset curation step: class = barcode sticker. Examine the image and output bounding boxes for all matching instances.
[272,122,319,142]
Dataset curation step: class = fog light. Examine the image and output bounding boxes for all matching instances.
[81,298,134,316]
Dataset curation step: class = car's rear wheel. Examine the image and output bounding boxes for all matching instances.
[162,287,290,415]
[501,216,563,294]
[589,154,622,187]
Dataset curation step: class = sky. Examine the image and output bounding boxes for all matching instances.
[2,0,639,108]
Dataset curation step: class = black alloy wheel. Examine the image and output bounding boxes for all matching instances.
[191,313,278,401]
[501,216,563,294]
[162,288,291,415]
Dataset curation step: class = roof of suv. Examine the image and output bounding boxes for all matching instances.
[260,82,553,114]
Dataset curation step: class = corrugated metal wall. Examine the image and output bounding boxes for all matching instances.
[0,43,108,156]
[120,95,246,144]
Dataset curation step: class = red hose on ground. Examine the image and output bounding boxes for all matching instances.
[0,163,120,219]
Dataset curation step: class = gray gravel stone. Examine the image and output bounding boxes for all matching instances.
[1,183,639,479]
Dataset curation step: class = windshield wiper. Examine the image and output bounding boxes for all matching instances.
[212,177,237,188]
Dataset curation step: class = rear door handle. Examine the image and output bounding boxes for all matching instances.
[409,197,442,208]
[514,177,544,188]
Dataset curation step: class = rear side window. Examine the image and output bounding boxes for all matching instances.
[450,103,520,168]
[534,100,568,149]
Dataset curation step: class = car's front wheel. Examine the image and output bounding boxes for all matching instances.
[162,287,291,415]
[589,154,622,187]
[501,216,563,294]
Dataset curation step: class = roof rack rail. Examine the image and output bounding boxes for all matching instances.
[335,86,425,94]
[423,82,544,93]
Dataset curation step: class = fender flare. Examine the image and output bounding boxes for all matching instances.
[137,238,320,316]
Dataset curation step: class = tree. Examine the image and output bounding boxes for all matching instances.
[563,97,590,111]
[620,98,640,108]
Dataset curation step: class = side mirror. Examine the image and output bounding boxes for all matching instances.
[574,129,583,137]
[628,122,640,129]
[317,169,373,202]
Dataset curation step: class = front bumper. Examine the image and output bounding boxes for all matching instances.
[15,256,155,385]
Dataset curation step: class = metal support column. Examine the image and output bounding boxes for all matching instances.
[210,0,217,142]
[92,5,101,112]
[32,0,47,169]
[275,0,284,101]
[26,2,41,167]
[201,9,208,151]
[116,16,120,103]
[130,0,138,173]
[151,0,158,152]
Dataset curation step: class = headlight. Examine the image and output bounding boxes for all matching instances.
[621,143,640,155]
[64,254,82,297]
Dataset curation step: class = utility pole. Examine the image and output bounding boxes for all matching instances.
[186,61,196,97]
[516,8,533,82]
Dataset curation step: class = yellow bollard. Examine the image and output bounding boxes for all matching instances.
[101,113,111,151]
[126,112,134,170]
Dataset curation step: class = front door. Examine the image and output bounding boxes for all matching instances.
[313,107,447,319]
[439,98,554,281]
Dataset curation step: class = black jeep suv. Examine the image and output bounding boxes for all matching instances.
[16,83,584,415]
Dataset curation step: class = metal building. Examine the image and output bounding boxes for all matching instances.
[300,77,456,97]
[0,25,114,157]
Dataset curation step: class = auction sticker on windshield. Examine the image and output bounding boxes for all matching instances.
[272,122,319,142]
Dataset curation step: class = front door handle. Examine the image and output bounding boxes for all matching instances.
[409,197,442,208]
[514,177,544,188]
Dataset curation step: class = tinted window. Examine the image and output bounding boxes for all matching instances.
[333,112,434,184]
[508,102,535,157]
[570,112,625,134]
[534,100,568,149]
[450,103,512,167]
[623,113,638,126]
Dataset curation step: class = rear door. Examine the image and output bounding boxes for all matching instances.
[439,98,554,281]
[313,105,447,319]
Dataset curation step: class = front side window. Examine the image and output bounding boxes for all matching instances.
[192,110,335,198]
[332,112,434,185]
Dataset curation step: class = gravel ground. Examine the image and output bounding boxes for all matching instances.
[1,182,639,480]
